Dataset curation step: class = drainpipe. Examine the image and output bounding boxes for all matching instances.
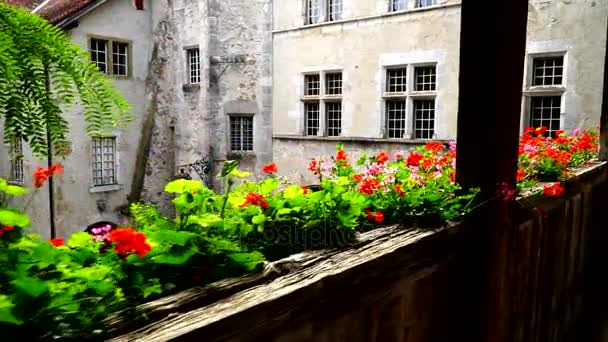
[44,64,56,239]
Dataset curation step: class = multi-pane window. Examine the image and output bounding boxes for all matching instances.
[230,116,254,151]
[530,96,561,135]
[9,138,23,184]
[414,100,435,139]
[90,37,130,77]
[90,38,108,73]
[305,74,320,96]
[112,42,128,76]
[386,101,407,139]
[92,137,117,186]
[532,56,564,86]
[390,0,407,11]
[416,0,436,7]
[415,66,436,91]
[187,48,201,84]
[305,102,320,136]
[326,102,342,137]
[327,0,342,21]
[306,0,321,24]
[326,72,342,95]
[386,68,407,93]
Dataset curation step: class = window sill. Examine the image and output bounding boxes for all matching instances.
[523,86,566,95]
[273,135,451,144]
[183,84,201,93]
[90,184,123,193]
[226,151,256,160]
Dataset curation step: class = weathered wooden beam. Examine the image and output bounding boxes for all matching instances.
[599,15,608,161]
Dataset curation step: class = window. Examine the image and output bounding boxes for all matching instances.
[416,0,436,7]
[112,41,128,76]
[305,102,320,136]
[327,0,342,21]
[305,74,320,96]
[230,116,254,151]
[525,55,566,136]
[89,37,130,77]
[9,139,23,184]
[386,68,407,93]
[386,101,407,138]
[414,100,435,139]
[90,38,108,73]
[326,72,342,95]
[415,66,436,91]
[187,48,201,84]
[390,0,407,11]
[326,102,342,136]
[532,56,564,86]
[383,63,437,139]
[306,0,321,24]
[92,137,117,186]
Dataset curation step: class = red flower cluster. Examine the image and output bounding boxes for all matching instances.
[394,184,406,198]
[308,159,320,174]
[365,209,384,223]
[262,163,278,174]
[407,152,424,167]
[336,149,348,162]
[425,142,445,155]
[239,192,269,209]
[50,238,64,247]
[375,152,389,163]
[0,225,14,237]
[544,182,565,197]
[359,178,381,195]
[109,227,151,259]
[33,164,63,188]
[300,186,310,195]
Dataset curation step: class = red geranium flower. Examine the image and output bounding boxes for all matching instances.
[240,192,269,209]
[0,225,14,237]
[543,182,565,197]
[359,178,381,195]
[352,174,363,183]
[365,208,373,220]
[425,142,444,154]
[374,211,384,223]
[262,163,278,174]
[516,169,526,181]
[394,184,405,197]
[336,149,348,162]
[308,159,320,174]
[33,164,63,188]
[300,186,310,195]
[406,152,423,167]
[109,227,151,258]
[50,238,64,247]
[375,152,389,163]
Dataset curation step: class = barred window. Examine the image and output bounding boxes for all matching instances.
[187,48,201,84]
[92,137,117,186]
[533,56,564,86]
[9,139,23,184]
[390,0,407,11]
[90,38,108,73]
[326,102,342,137]
[386,100,407,139]
[326,72,342,95]
[414,100,435,139]
[530,96,561,136]
[416,0,436,7]
[386,68,407,93]
[305,102,320,136]
[415,66,436,91]
[230,116,254,151]
[305,74,320,96]
[306,0,321,24]
[112,42,128,76]
[328,0,342,21]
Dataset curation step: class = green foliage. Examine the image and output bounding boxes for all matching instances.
[0,3,131,157]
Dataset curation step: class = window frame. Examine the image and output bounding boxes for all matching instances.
[186,47,201,85]
[301,70,344,137]
[327,0,343,21]
[229,114,255,152]
[389,0,408,12]
[305,0,322,25]
[91,136,118,187]
[88,35,133,79]
[415,0,436,8]
[8,138,24,185]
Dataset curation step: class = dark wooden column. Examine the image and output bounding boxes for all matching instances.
[600,16,608,161]
[455,1,530,342]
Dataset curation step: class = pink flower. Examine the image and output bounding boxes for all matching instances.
[392,151,404,161]
[573,128,581,136]
[449,140,457,152]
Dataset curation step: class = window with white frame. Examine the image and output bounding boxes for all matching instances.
[9,138,23,184]
[303,72,343,136]
[525,55,565,136]
[92,137,117,186]
[306,0,321,24]
[327,0,342,21]
[383,64,437,139]
[230,116,254,151]
[90,37,130,77]
[187,48,201,84]
[416,0,436,8]
[390,0,407,11]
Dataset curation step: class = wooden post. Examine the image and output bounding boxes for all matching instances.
[599,16,608,161]
[455,1,529,342]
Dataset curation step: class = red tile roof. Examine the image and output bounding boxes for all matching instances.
[3,0,98,25]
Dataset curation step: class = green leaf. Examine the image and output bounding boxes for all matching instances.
[227,251,265,271]
[221,160,239,177]
[164,179,204,194]
[152,248,198,265]
[0,295,22,325]
[67,232,94,248]
[143,283,162,298]
[259,178,280,195]
[12,277,49,298]
[0,180,28,197]
[252,214,266,225]
[0,208,30,227]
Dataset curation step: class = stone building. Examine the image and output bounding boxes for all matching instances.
[0,0,273,238]
[272,0,608,184]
